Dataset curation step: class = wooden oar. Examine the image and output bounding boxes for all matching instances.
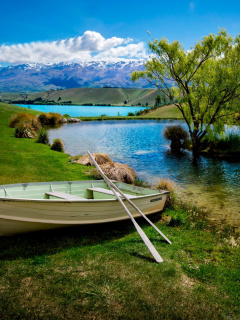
[87,151,171,245]
[110,181,171,244]
[87,151,164,263]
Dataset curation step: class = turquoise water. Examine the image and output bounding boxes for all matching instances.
[48,120,240,227]
[15,104,146,117]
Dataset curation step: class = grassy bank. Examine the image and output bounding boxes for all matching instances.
[76,104,183,121]
[141,104,183,119]
[0,102,239,319]
[0,102,92,184]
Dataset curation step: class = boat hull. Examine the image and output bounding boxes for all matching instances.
[0,181,168,235]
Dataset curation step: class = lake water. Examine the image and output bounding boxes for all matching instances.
[16,104,145,117]
[48,120,240,229]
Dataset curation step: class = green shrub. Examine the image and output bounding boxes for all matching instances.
[36,128,49,145]
[128,112,135,116]
[136,110,144,116]
[202,132,240,154]
[14,123,37,139]
[51,139,64,152]
[63,114,70,118]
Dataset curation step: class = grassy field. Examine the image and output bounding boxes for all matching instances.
[142,104,183,119]
[1,88,162,106]
[0,102,239,319]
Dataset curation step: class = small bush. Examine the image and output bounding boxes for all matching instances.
[36,128,49,144]
[38,112,65,125]
[128,112,135,116]
[49,113,65,124]
[51,139,64,152]
[63,114,70,118]
[38,113,49,125]
[164,125,189,151]
[168,212,186,227]
[203,133,240,154]
[14,123,37,139]
[9,112,41,130]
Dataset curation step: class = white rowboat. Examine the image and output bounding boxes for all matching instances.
[0,180,169,236]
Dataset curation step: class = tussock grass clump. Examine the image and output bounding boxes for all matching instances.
[38,112,65,125]
[50,139,64,152]
[14,123,37,139]
[164,125,189,151]
[155,178,176,206]
[156,178,176,192]
[9,112,41,130]
[98,162,136,184]
[36,128,49,145]
[78,153,136,183]
[76,153,112,166]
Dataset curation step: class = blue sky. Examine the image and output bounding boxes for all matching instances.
[0,0,240,65]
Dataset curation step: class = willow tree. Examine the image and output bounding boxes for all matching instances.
[131,30,240,154]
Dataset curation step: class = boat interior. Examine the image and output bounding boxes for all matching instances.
[0,180,159,201]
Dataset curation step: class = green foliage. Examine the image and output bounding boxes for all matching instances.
[127,112,135,116]
[132,29,240,152]
[51,138,64,152]
[155,94,162,106]
[63,114,70,118]
[202,132,240,154]
[36,128,49,145]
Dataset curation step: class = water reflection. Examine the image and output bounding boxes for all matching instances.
[48,120,240,227]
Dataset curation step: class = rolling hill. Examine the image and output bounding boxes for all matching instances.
[1,88,164,106]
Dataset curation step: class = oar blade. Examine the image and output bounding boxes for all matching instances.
[135,223,164,263]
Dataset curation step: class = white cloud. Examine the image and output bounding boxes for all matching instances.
[94,42,147,60]
[0,31,146,64]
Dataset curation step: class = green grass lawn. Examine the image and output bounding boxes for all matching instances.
[0,102,92,184]
[0,102,239,319]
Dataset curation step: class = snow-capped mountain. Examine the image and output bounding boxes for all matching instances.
[0,60,150,92]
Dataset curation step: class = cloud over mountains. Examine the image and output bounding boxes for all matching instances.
[0,31,147,64]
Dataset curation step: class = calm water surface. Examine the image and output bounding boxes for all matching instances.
[48,120,240,228]
[16,104,145,117]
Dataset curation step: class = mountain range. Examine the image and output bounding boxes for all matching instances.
[0,61,151,92]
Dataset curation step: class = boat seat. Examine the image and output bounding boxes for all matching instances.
[45,192,85,200]
[87,187,135,199]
